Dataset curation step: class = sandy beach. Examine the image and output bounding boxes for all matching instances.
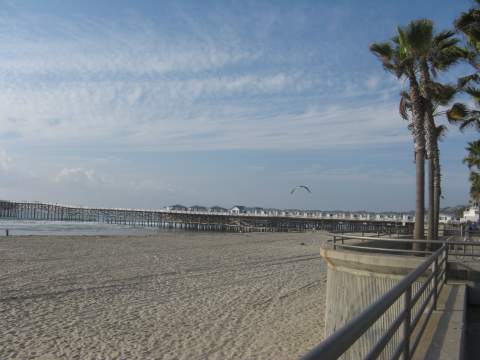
[0,232,328,360]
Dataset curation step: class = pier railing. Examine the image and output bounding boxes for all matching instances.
[0,200,415,234]
[302,240,448,360]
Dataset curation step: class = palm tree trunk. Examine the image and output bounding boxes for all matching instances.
[415,149,426,244]
[428,158,435,247]
[409,72,426,249]
[419,60,436,246]
[433,152,441,241]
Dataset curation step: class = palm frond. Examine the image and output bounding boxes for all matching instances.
[433,30,456,45]
[369,42,393,59]
[435,125,448,141]
[447,103,480,131]
[428,82,457,105]
[458,73,480,88]
[465,86,480,102]
[403,19,434,56]
[399,93,410,120]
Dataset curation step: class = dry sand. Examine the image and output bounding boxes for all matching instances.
[0,232,329,359]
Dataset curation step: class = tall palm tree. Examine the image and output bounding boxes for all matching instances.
[448,1,480,205]
[421,28,464,240]
[433,124,447,242]
[400,83,456,242]
[397,19,465,241]
[370,28,427,247]
[449,1,480,128]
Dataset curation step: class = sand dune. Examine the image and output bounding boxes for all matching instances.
[0,232,328,359]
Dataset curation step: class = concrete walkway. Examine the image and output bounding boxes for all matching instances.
[412,283,466,360]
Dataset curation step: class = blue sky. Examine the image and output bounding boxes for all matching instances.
[0,0,477,211]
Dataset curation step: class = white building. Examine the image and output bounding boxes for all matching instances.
[230,206,246,215]
[439,214,453,224]
[462,203,480,223]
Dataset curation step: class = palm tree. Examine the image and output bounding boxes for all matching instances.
[395,19,464,241]
[448,1,480,205]
[370,28,427,247]
[433,124,447,243]
[449,1,480,128]
[400,83,456,242]
[419,26,464,240]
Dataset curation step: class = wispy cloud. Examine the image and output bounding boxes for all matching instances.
[0,1,470,210]
[0,7,410,152]
[282,164,415,186]
[54,168,106,186]
[0,148,11,172]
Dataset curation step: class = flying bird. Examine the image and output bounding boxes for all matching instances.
[290,185,312,194]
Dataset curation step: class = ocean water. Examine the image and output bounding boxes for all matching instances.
[0,220,166,236]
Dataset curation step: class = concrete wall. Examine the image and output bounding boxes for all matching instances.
[321,247,429,359]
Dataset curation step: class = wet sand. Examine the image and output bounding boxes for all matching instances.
[0,232,328,359]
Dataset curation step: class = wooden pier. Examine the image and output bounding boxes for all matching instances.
[0,200,414,234]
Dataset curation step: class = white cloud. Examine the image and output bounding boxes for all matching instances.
[282,164,414,185]
[0,8,413,154]
[54,168,106,186]
[0,148,12,171]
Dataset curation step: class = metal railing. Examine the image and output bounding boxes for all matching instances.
[331,233,480,261]
[302,235,450,360]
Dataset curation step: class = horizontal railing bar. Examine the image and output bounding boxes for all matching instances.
[329,237,438,244]
[301,246,444,360]
[446,252,480,257]
[332,243,433,255]
[330,233,480,247]
[444,241,480,246]
[329,234,447,243]
[364,309,407,360]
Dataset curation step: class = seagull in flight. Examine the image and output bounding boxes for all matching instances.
[290,185,312,194]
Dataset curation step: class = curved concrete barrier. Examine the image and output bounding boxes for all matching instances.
[321,246,427,359]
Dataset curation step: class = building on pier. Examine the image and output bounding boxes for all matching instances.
[167,204,188,211]
[229,206,246,214]
[189,205,208,212]
[210,206,227,213]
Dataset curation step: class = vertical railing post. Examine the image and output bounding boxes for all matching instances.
[433,257,438,311]
[444,246,448,285]
[403,285,412,360]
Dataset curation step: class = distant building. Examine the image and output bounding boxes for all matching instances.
[189,205,208,212]
[439,214,453,224]
[168,204,188,211]
[462,203,480,223]
[230,206,246,215]
[210,206,228,213]
[250,207,266,215]
[265,208,280,216]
